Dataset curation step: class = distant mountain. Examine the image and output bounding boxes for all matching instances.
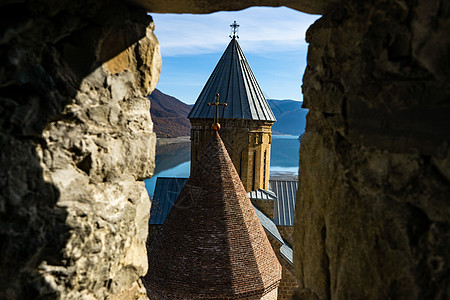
[267,99,308,136]
[149,91,307,138]
[148,89,192,138]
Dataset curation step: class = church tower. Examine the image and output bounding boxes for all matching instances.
[188,22,276,192]
[144,131,282,299]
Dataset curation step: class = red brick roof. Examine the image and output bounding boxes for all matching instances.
[144,132,281,299]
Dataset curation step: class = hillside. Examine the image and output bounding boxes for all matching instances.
[148,89,191,138]
[267,99,308,136]
[149,91,308,137]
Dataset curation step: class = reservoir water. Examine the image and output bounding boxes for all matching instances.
[144,135,300,196]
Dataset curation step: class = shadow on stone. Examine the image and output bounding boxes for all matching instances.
[0,1,156,298]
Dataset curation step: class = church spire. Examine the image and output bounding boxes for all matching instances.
[187,26,275,122]
[188,23,275,192]
[144,132,281,298]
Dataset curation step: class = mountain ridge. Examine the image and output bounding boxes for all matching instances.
[267,99,308,136]
[148,89,192,138]
[149,89,307,137]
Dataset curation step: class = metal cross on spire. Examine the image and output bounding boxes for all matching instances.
[229,21,239,38]
[207,93,227,131]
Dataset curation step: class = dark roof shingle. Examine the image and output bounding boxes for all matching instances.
[150,179,298,227]
[188,37,276,122]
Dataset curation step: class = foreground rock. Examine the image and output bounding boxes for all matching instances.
[0,1,160,298]
[129,0,339,14]
[295,1,450,299]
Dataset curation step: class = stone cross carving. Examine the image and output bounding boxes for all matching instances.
[207,93,227,131]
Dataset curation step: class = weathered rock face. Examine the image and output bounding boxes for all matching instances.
[127,0,339,15]
[0,1,160,298]
[295,1,450,299]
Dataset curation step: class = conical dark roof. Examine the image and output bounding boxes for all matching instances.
[144,132,281,299]
[188,37,276,121]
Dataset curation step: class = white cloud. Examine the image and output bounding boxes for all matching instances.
[150,7,320,57]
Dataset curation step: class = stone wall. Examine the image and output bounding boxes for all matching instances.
[277,226,294,247]
[0,1,160,298]
[278,259,298,300]
[190,119,273,191]
[252,198,275,219]
[295,1,450,299]
[267,234,298,300]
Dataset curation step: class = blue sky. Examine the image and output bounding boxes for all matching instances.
[149,7,320,104]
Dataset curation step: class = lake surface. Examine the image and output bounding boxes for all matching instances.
[144,135,300,196]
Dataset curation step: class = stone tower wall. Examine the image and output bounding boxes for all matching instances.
[190,119,273,191]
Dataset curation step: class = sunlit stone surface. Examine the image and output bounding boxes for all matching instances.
[0,2,159,298]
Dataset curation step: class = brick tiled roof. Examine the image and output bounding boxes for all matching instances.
[144,132,281,299]
[149,180,298,227]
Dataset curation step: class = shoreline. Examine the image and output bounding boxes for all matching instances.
[156,136,190,146]
[156,134,299,145]
[269,172,298,181]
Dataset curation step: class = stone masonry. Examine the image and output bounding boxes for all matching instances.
[266,235,299,300]
[277,226,294,247]
[191,119,273,192]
